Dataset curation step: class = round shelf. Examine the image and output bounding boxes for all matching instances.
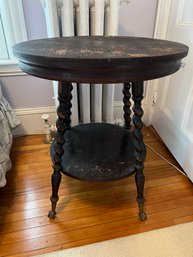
[50,123,146,182]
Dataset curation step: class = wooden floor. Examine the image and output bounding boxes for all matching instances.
[0,127,193,257]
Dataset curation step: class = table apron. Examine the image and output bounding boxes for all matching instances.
[18,60,181,83]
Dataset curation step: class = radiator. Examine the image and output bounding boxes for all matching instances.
[41,0,129,125]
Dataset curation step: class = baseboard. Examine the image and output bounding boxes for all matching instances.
[13,101,147,136]
[13,106,56,136]
[113,100,151,126]
[113,101,123,121]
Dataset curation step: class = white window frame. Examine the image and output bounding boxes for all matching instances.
[0,0,27,76]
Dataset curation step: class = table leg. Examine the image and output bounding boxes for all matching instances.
[48,81,73,219]
[123,82,132,130]
[132,81,147,221]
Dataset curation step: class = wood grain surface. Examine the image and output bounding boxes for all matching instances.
[12,36,188,83]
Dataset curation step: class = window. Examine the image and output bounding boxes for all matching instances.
[0,0,27,76]
[0,14,9,59]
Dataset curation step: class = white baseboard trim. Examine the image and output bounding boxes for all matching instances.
[13,106,56,136]
[113,101,123,121]
[113,100,151,127]
[13,101,149,136]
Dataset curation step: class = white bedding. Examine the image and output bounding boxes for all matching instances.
[0,85,20,187]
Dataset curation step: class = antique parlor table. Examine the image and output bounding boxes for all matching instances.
[13,36,188,221]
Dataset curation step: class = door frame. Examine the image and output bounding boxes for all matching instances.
[144,0,172,126]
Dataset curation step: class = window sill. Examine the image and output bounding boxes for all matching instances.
[0,61,26,77]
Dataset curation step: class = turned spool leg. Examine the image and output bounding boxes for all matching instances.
[48,81,73,219]
[132,81,147,221]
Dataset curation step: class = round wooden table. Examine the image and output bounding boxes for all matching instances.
[13,36,188,221]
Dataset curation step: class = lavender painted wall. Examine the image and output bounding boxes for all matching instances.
[22,0,47,40]
[119,0,158,37]
[0,0,158,109]
[0,76,54,109]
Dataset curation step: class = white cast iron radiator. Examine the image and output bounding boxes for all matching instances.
[41,0,129,125]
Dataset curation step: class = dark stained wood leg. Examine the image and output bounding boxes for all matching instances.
[48,81,73,219]
[132,81,147,221]
[48,170,61,219]
[123,82,132,130]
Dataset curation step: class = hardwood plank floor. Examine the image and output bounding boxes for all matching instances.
[0,127,192,257]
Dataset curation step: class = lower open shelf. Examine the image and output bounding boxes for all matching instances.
[50,123,146,182]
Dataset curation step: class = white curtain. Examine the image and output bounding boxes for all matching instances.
[0,84,20,187]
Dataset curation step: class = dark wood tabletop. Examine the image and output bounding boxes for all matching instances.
[13,36,188,83]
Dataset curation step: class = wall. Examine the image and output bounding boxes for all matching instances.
[22,0,47,40]
[119,0,158,37]
[0,76,54,109]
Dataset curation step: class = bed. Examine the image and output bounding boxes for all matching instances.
[0,85,20,187]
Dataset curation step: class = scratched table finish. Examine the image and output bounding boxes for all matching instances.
[13,36,188,221]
